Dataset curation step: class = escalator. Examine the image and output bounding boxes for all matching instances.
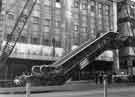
[32,32,120,85]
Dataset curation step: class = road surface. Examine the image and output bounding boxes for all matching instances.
[0,86,135,97]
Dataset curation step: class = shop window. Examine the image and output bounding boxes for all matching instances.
[120,60,128,69]
[53,36,62,47]
[31,37,40,44]
[54,40,61,47]
[42,39,50,45]
[42,32,50,45]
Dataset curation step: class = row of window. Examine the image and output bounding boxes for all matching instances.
[0,0,114,48]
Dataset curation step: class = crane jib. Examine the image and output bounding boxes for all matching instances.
[0,0,37,70]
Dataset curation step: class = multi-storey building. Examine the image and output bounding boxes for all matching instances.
[118,0,135,75]
[0,0,134,86]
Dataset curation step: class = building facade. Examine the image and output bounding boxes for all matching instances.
[0,0,132,86]
[118,0,135,75]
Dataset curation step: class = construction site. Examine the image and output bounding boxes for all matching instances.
[0,0,134,88]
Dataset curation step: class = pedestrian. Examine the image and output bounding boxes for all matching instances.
[95,72,98,84]
[99,72,103,84]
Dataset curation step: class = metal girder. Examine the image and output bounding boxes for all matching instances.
[0,0,37,71]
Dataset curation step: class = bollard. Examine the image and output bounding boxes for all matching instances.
[26,80,31,97]
[103,74,108,97]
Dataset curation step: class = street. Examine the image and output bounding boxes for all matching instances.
[0,86,135,97]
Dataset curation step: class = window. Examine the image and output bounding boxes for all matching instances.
[43,32,50,39]
[34,4,40,11]
[44,26,50,32]
[103,5,109,16]
[56,0,60,2]
[74,24,79,31]
[73,33,80,45]
[44,0,50,6]
[91,17,95,25]
[42,32,50,45]
[0,15,4,21]
[55,40,61,47]
[31,37,40,44]
[18,36,27,43]
[91,5,95,12]
[42,39,50,45]
[56,0,61,8]
[52,37,61,47]
[55,20,60,27]
[44,19,50,26]
[32,16,39,24]
[82,16,87,22]
[82,0,88,9]
[32,24,40,32]
[8,14,14,20]
[74,0,80,8]
[90,0,95,12]
[81,33,88,42]
[98,3,102,16]
[32,10,40,17]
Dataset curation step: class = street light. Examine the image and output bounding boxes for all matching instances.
[14,74,33,97]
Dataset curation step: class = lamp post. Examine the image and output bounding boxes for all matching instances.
[14,74,33,97]
[103,74,108,97]
[25,78,31,97]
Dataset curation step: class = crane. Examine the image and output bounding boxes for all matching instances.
[0,0,37,71]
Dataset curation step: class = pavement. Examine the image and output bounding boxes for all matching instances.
[0,83,135,97]
[0,80,135,94]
